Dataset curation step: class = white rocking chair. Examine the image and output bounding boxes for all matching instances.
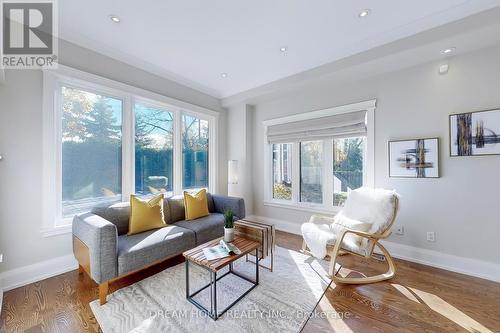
[301,187,399,284]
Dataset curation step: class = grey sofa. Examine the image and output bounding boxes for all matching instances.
[72,193,245,305]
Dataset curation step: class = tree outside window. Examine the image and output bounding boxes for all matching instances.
[182,114,209,189]
[134,104,173,196]
[333,137,365,206]
[61,87,122,216]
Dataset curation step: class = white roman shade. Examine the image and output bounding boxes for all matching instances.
[266,110,367,143]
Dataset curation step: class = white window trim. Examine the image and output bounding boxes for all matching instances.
[41,65,219,237]
[263,99,376,214]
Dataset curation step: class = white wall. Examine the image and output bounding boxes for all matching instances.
[227,104,254,212]
[0,40,225,275]
[231,44,500,265]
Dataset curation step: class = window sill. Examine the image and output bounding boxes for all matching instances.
[41,224,72,238]
[263,201,341,215]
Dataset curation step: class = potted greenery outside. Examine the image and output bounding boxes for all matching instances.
[223,209,235,242]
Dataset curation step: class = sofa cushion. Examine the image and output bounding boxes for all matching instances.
[91,202,130,236]
[173,213,224,245]
[117,225,195,275]
[91,193,218,234]
[206,193,215,213]
[212,195,245,219]
[165,195,185,223]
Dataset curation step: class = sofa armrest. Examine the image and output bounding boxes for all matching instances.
[72,213,118,283]
[212,195,246,219]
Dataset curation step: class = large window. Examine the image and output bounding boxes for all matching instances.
[333,137,365,206]
[43,67,217,231]
[272,143,292,200]
[61,86,123,217]
[182,114,209,190]
[135,103,173,196]
[264,101,374,213]
[268,138,365,210]
[300,141,323,204]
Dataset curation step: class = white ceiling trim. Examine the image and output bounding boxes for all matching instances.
[46,64,220,116]
[59,29,223,98]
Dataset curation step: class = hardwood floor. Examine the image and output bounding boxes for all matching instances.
[1,231,499,332]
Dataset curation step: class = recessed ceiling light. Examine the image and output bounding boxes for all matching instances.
[359,9,371,18]
[441,47,456,55]
[109,15,121,23]
[280,46,287,52]
[221,73,228,78]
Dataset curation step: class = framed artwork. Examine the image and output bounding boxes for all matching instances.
[389,138,440,178]
[449,108,500,156]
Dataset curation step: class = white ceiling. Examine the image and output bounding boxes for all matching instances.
[60,0,500,99]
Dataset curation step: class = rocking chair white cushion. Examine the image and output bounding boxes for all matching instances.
[341,187,398,235]
[301,187,398,259]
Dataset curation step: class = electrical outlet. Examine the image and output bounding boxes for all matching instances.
[395,226,404,235]
[427,232,436,242]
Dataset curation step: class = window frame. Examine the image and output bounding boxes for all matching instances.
[180,111,212,191]
[42,65,218,236]
[271,143,293,202]
[263,100,376,214]
[133,98,175,196]
[332,136,367,206]
[299,140,325,205]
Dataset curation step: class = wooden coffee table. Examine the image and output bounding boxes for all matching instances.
[183,236,260,320]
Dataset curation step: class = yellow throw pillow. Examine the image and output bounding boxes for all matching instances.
[128,195,166,235]
[184,189,209,221]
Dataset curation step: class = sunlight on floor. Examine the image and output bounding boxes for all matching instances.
[391,284,420,303]
[391,283,493,333]
[287,249,330,299]
[317,293,355,333]
[409,287,493,333]
[336,265,366,280]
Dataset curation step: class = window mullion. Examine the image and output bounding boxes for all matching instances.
[173,109,183,195]
[208,117,217,193]
[122,96,134,200]
[366,108,375,187]
[292,142,300,204]
[324,140,334,209]
[54,81,63,225]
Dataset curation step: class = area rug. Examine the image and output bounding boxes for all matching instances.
[90,246,331,333]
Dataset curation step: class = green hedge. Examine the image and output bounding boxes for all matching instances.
[62,141,208,199]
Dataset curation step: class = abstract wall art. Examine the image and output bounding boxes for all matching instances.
[449,109,500,156]
[389,138,440,178]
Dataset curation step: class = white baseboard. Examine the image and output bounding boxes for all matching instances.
[0,254,78,292]
[379,241,500,283]
[249,215,500,283]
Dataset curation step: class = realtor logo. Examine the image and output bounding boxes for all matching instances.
[1,0,58,68]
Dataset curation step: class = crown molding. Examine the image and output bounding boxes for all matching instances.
[58,31,222,99]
